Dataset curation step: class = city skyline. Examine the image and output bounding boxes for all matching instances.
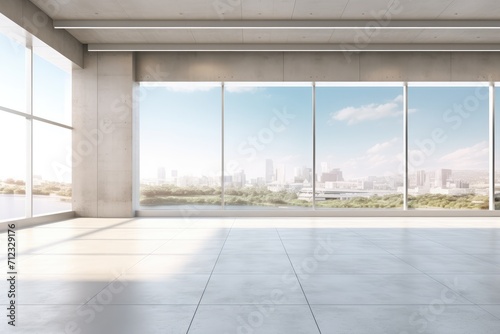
[140,84,496,187]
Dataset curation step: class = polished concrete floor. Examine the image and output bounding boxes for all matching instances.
[2,217,500,333]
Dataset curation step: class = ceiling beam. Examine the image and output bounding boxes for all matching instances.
[87,43,500,52]
[55,20,500,30]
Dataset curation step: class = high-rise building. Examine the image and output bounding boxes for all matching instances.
[435,169,452,188]
[321,162,330,174]
[275,164,286,185]
[265,159,274,184]
[320,168,344,183]
[233,170,246,187]
[157,167,166,184]
[416,170,426,187]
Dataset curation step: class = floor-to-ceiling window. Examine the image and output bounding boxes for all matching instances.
[138,82,499,213]
[0,16,72,222]
[139,83,222,209]
[315,85,404,209]
[408,85,489,210]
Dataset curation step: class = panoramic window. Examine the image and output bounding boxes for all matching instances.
[139,83,222,209]
[224,84,313,209]
[0,20,73,221]
[408,85,489,210]
[137,82,498,212]
[315,86,404,209]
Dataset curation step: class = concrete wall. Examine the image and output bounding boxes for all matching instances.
[136,52,500,82]
[0,0,83,67]
[72,52,134,217]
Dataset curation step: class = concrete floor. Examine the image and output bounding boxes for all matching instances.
[2,217,500,333]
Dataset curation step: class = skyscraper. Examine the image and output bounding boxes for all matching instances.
[276,164,286,185]
[157,167,166,184]
[435,169,452,188]
[321,162,330,174]
[416,170,426,187]
[265,159,274,184]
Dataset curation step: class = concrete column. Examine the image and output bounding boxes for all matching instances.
[72,51,134,217]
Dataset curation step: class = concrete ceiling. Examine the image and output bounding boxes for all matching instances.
[29,0,500,48]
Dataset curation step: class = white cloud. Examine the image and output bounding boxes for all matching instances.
[225,86,259,93]
[141,82,218,92]
[340,138,402,177]
[331,94,403,125]
[366,137,399,155]
[393,94,403,103]
[439,141,488,169]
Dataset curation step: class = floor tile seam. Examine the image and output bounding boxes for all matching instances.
[476,305,500,320]
[277,231,323,334]
[389,253,484,307]
[76,228,185,308]
[184,220,234,334]
[398,232,475,255]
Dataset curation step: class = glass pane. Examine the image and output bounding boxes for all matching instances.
[0,112,26,221]
[224,85,313,209]
[0,31,26,112]
[33,121,72,216]
[316,86,404,209]
[33,47,72,124]
[408,86,489,210]
[139,83,222,209]
[496,87,500,210]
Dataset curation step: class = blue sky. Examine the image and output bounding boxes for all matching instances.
[409,86,489,172]
[225,86,312,181]
[139,83,495,182]
[140,84,222,180]
[316,86,403,180]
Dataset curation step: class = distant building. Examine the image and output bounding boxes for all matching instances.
[416,170,426,187]
[157,167,166,184]
[265,159,274,184]
[321,162,330,174]
[275,164,286,185]
[435,169,452,188]
[294,166,312,183]
[233,170,246,187]
[320,168,344,183]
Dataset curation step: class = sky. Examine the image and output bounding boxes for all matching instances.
[316,86,404,180]
[140,84,495,183]
[408,86,489,173]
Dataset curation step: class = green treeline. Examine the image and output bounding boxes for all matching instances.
[0,179,71,198]
[140,184,493,210]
